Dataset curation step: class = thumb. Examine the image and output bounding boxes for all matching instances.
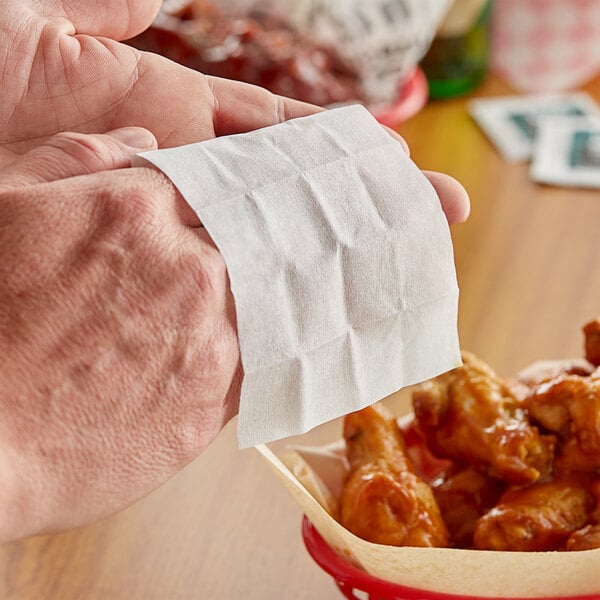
[0,127,157,189]
[423,170,471,225]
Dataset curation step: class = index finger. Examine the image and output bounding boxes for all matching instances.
[206,75,415,153]
[206,75,323,137]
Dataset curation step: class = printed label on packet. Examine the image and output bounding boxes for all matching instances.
[531,116,600,189]
[468,93,600,162]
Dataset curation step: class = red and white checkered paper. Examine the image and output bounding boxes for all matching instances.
[491,0,600,92]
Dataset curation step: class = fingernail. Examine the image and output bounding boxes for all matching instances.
[107,126,157,150]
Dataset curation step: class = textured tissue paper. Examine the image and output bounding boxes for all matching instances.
[134,105,461,448]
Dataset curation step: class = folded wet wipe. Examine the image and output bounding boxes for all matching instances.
[134,105,461,448]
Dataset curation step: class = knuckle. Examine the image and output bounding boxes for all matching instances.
[199,326,237,384]
[275,93,287,123]
[165,349,237,463]
[170,250,236,380]
[158,339,238,465]
[194,245,228,296]
[112,188,155,225]
[166,257,223,354]
[48,132,114,174]
[95,177,162,233]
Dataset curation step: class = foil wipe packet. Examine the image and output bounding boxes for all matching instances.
[134,105,461,448]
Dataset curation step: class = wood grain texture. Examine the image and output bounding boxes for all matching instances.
[1,74,599,600]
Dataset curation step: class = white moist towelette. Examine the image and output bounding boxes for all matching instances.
[134,105,461,448]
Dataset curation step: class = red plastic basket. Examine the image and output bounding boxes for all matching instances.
[301,516,599,600]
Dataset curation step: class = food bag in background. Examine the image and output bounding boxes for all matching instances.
[129,0,451,109]
[491,0,600,93]
[239,0,451,108]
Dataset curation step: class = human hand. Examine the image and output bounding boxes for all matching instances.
[0,0,317,165]
[0,123,466,543]
[0,0,469,222]
[0,128,242,542]
[0,0,470,544]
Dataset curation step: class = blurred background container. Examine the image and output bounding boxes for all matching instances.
[129,0,600,123]
[129,0,450,123]
[420,0,492,99]
[490,0,600,93]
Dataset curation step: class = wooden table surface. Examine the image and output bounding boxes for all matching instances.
[2,74,599,600]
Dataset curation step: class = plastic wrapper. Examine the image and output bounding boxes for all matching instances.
[129,0,450,108]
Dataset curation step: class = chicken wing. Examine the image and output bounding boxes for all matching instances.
[509,358,595,402]
[565,479,600,550]
[412,352,555,484]
[566,524,600,551]
[554,436,600,475]
[525,375,600,459]
[340,403,449,547]
[431,466,505,548]
[584,318,600,367]
[473,478,593,551]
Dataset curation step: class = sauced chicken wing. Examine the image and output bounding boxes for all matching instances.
[566,479,600,550]
[525,375,600,472]
[509,359,595,402]
[412,352,555,484]
[554,436,600,475]
[473,478,593,551]
[584,318,600,367]
[566,524,600,551]
[431,466,505,548]
[590,479,600,523]
[340,404,449,547]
